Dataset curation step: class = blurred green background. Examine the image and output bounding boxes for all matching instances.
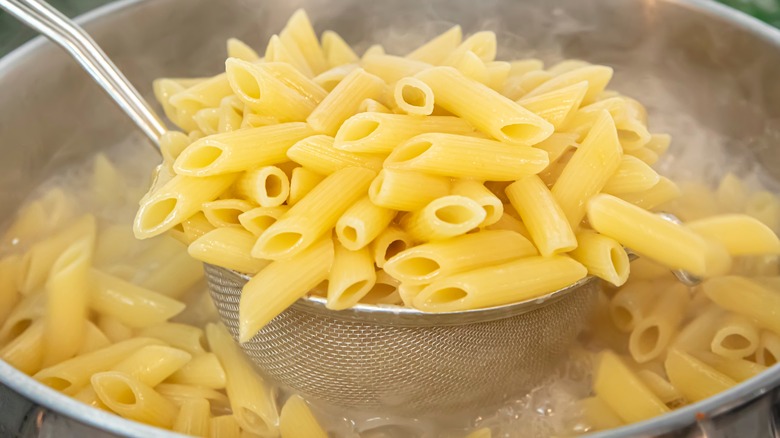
[0,0,779,57]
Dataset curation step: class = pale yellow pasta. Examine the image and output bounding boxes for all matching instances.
[307,68,385,135]
[447,50,489,84]
[485,212,531,239]
[0,292,45,345]
[189,228,269,274]
[618,177,681,211]
[362,44,386,58]
[413,255,587,312]
[334,113,473,154]
[569,230,630,286]
[635,370,684,407]
[327,243,377,310]
[503,70,553,101]
[241,114,280,129]
[257,62,328,105]
[386,133,549,181]
[609,281,656,332]
[710,314,759,359]
[78,321,111,355]
[34,337,164,395]
[138,250,204,299]
[106,345,192,387]
[1,187,74,248]
[362,54,431,83]
[335,195,396,250]
[579,396,624,431]
[218,97,244,133]
[168,353,227,389]
[207,323,278,435]
[746,190,780,232]
[210,415,241,438]
[450,180,503,227]
[97,314,134,343]
[406,25,462,64]
[321,30,359,67]
[137,323,207,356]
[226,58,315,120]
[287,168,324,207]
[19,214,96,293]
[92,371,179,428]
[360,270,402,305]
[313,64,359,92]
[400,195,485,242]
[235,166,290,207]
[587,194,732,277]
[756,331,780,366]
[552,111,623,228]
[264,35,313,77]
[279,395,327,438]
[415,67,553,145]
[464,427,493,438]
[626,147,659,166]
[628,283,689,363]
[358,98,391,113]
[156,383,230,412]
[252,167,374,259]
[516,81,587,129]
[692,351,767,382]
[370,225,414,268]
[0,256,20,323]
[278,9,328,75]
[505,175,576,257]
[43,236,94,366]
[91,153,126,206]
[227,38,260,62]
[90,269,186,328]
[393,77,435,115]
[602,156,661,195]
[665,349,736,402]
[368,168,451,211]
[173,397,211,437]
[239,206,289,236]
[160,131,191,168]
[286,135,384,175]
[443,31,497,65]
[703,276,780,335]
[194,108,220,136]
[134,174,238,239]
[686,214,780,256]
[616,117,652,151]
[398,283,425,308]
[169,74,233,114]
[174,123,314,176]
[384,230,536,285]
[715,172,747,212]
[485,61,511,91]
[202,199,255,228]
[0,320,45,375]
[523,65,613,105]
[153,78,197,132]
[243,238,334,338]
[593,351,669,423]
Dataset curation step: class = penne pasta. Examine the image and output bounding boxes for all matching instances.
[370,225,415,268]
[360,270,402,305]
[210,415,241,438]
[279,395,328,438]
[307,68,386,135]
[618,177,681,211]
[362,54,431,83]
[288,167,324,206]
[368,168,451,211]
[78,321,111,355]
[400,195,486,242]
[278,9,329,75]
[523,65,613,105]
[406,25,462,64]
[393,77,435,115]
[569,231,630,287]
[602,156,661,195]
[321,30,359,67]
[609,280,657,333]
[227,58,315,119]
[579,396,624,431]
[628,283,690,363]
[710,314,759,360]
[335,195,396,250]
[173,397,211,436]
[235,166,290,207]
[703,276,780,336]
[168,352,227,389]
[137,323,207,356]
[327,243,377,310]
[0,256,21,325]
[92,371,179,428]
[313,64,359,92]
[0,320,45,375]
[189,228,269,274]
[286,135,384,175]
[686,214,780,256]
[227,37,260,62]
[450,180,503,227]
[239,206,289,236]
[202,198,255,228]
[516,81,587,129]
[593,351,669,423]
[692,351,767,382]
[665,349,736,402]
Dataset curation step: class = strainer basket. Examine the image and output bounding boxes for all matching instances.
[205,264,599,414]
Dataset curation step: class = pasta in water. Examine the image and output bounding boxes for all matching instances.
[2,8,780,438]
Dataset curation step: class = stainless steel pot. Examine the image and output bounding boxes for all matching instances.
[1,0,780,436]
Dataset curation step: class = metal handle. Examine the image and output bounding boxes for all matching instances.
[0,0,167,148]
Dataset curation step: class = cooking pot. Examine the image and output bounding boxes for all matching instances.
[1,0,780,436]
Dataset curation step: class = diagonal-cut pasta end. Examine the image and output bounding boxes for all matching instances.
[384,137,433,167]
[499,120,554,146]
[335,114,380,144]
[413,283,469,312]
[173,142,226,176]
[250,228,305,260]
[134,196,179,239]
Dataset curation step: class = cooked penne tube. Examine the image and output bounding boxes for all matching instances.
[516,81,587,129]
[692,351,767,382]
[92,371,179,428]
[252,167,374,259]
[593,350,669,423]
[385,133,549,181]
[210,415,241,438]
[533,134,578,168]
[288,167,325,205]
[243,238,334,339]
[0,292,45,345]
[710,314,760,360]
[618,177,681,211]
[756,331,780,366]
[616,118,652,151]
[444,49,488,83]
[443,31,497,65]
[415,67,553,145]
[569,231,630,286]
[450,180,503,227]
[156,383,230,412]
[181,212,215,243]
[138,251,204,299]
[307,68,386,135]
[363,54,431,83]
[239,206,289,236]
[523,65,613,105]
[0,256,20,332]
[505,175,576,256]
[687,214,780,256]
[167,352,227,389]
[313,63,359,92]
[360,270,402,305]
[400,195,486,242]
[587,194,731,277]
[286,135,384,175]
[227,37,260,61]
[97,315,134,343]
[327,243,377,310]
[321,30,359,67]
[665,349,736,402]
[358,97,391,113]
[552,111,623,228]
[335,195,396,250]
[485,61,511,91]
[745,191,780,232]
[703,277,780,336]
[384,230,536,285]
[279,395,328,438]
[334,113,473,154]
[628,283,690,363]
[206,324,278,435]
[137,323,207,356]
[279,9,328,74]
[609,280,657,332]
[602,156,661,195]
[368,168,451,211]
[626,147,659,166]
[173,397,210,436]
[406,25,462,64]
[370,226,415,268]
[78,321,111,355]
[413,255,587,311]
[174,123,314,177]
[153,78,197,132]
[256,62,328,104]
[189,228,269,274]
[90,269,186,328]
[34,337,164,395]
[169,74,232,114]
[135,174,238,239]
[226,58,316,120]
[579,396,624,431]
[393,77,435,115]
[484,212,531,239]
[235,166,290,207]
[202,199,255,228]
[43,236,94,366]
[0,320,45,375]
[109,345,192,387]
[635,370,685,407]
[193,108,219,135]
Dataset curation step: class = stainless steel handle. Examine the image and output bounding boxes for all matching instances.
[0,0,166,148]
